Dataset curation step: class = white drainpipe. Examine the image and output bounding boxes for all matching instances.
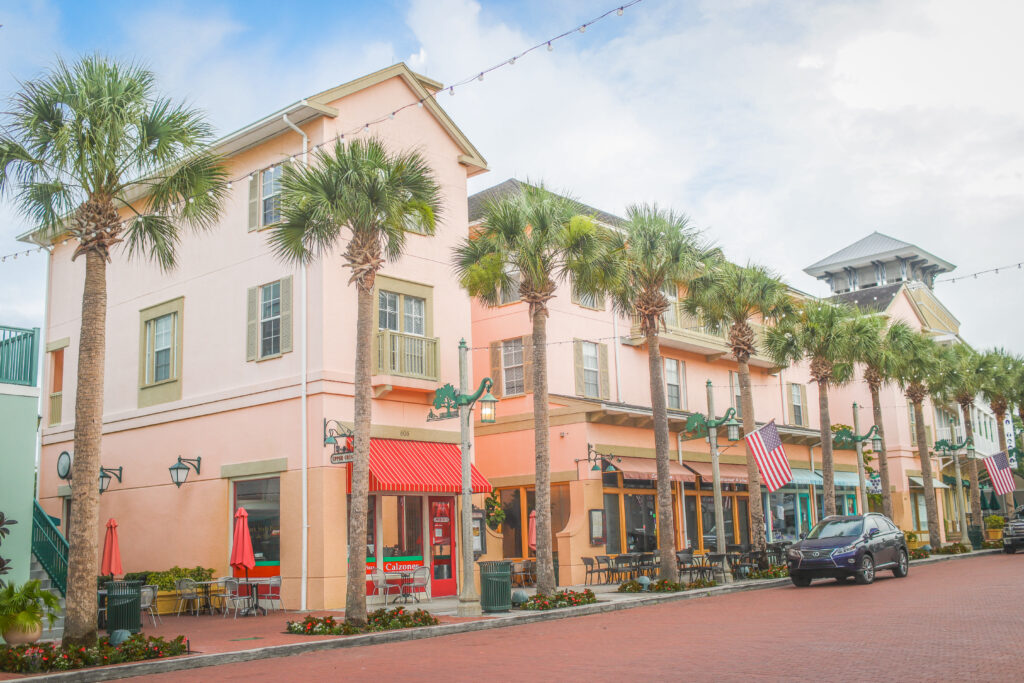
[283,114,309,611]
[611,314,622,403]
[35,246,53,487]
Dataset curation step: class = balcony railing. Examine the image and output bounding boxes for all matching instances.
[49,392,62,426]
[0,325,39,387]
[375,330,439,381]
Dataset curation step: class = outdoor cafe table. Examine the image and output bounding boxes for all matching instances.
[384,570,416,604]
[237,578,270,616]
[194,579,224,615]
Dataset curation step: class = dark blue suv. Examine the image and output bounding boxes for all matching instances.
[786,513,909,586]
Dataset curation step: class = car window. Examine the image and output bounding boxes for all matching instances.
[882,518,898,532]
[864,518,879,534]
[807,519,864,539]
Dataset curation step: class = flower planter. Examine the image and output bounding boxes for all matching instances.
[985,528,1003,541]
[2,623,42,645]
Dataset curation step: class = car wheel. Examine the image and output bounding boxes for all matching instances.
[892,549,909,578]
[790,575,812,587]
[854,554,875,585]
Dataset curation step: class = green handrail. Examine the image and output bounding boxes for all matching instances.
[31,500,68,596]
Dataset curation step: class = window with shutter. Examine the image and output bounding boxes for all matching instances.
[489,342,503,398]
[522,335,534,394]
[501,338,525,396]
[138,297,184,408]
[665,359,681,410]
[573,340,585,397]
[598,343,610,399]
[730,371,743,419]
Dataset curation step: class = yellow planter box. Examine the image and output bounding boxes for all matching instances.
[152,589,225,616]
[985,528,1003,541]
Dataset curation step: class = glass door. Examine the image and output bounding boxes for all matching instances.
[429,497,456,596]
[798,492,812,535]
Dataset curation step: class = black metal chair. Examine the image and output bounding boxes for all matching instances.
[612,555,634,582]
[581,557,602,585]
[638,552,656,577]
[595,555,612,584]
[676,551,696,581]
[705,553,729,583]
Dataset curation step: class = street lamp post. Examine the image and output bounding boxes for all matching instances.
[833,403,883,515]
[683,380,741,582]
[934,416,972,542]
[428,339,497,617]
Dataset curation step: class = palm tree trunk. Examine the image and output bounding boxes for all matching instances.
[532,309,555,594]
[345,284,374,626]
[870,385,894,520]
[913,401,941,546]
[737,359,766,552]
[818,380,836,518]
[960,404,982,527]
[646,331,678,581]
[62,250,106,648]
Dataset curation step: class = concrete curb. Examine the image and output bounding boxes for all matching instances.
[25,549,1000,681]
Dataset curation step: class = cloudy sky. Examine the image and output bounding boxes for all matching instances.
[2,0,1022,351]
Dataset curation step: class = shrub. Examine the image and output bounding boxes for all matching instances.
[982,540,1002,550]
[145,567,215,592]
[903,530,918,544]
[984,515,1005,530]
[908,547,930,560]
[685,577,717,590]
[935,543,970,555]
[747,565,789,580]
[617,580,644,593]
[285,608,439,636]
[0,635,185,674]
[519,589,597,610]
[616,578,716,593]
[649,579,685,592]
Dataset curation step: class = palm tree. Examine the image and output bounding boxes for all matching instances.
[269,137,441,625]
[936,344,990,527]
[765,301,875,518]
[982,348,1019,510]
[0,56,226,647]
[860,319,915,520]
[453,183,608,594]
[605,203,713,580]
[682,262,793,551]
[893,333,943,546]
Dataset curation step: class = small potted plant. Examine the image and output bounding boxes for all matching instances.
[484,492,506,531]
[0,580,61,645]
[984,515,1005,541]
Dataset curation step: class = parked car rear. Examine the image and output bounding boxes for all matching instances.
[1003,507,1024,553]
[786,513,909,586]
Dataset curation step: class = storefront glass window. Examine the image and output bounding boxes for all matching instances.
[367,496,376,560]
[684,496,698,551]
[722,496,734,545]
[737,498,750,546]
[700,495,716,551]
[235,478,280,565]
[913,493,928,531]
[501,488,522,558]
[381,495,423,560]
[767,490,798,542]
[604,493,622,554]
[624,494,657,552]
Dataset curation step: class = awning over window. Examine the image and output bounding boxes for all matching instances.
[909,476,949,490]
[683,461,748,484]
[832,471,861,488]
[349,438,492,493]
[785,468,822,486]
[612,456,695,483]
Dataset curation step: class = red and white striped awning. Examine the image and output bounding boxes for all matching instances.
[348,438,492,494]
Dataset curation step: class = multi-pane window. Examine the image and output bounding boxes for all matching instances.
[260,281,281,358]
[145,313,176,384]
[261,166,283,226]
[404,296,425,336]
[499,268,521,305]
[378,291,400,331]
[730,371,743,419]
[665,358,682,410]
[662,283,679,328]
[577,290,600,309]
[582,341,600,398]
[791,383,803,426]
[502,338,525,395]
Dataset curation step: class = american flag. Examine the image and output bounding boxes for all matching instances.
[982,451,1016,496]
[745,420,793,492]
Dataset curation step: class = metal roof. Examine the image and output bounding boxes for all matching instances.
[804,231,955,277]
[832,282,904,313]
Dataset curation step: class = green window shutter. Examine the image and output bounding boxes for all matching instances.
[786,383,795,425]
[489,342,503,398]
[925,425,933,450]
[248,173,260,231]
[573,340,585,396]
[246,286,258,361]
[799,385,808,427]
[908,404,917,446]
[522,335,534,394]
[280,276,293,354]
[598,343,610,400]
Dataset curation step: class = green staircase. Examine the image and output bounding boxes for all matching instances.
[31,500,68,596]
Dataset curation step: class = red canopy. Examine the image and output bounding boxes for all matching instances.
[101,518,122,576]
[230,508,255,571]
[346,438,492,493]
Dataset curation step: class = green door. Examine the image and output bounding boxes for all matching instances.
[798,493,812,534]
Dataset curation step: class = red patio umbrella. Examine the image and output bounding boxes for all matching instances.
[528,509,537,552]
[230,507,256,581]
[101,518,123,576]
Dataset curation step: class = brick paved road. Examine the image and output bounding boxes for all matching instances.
[139,554,1023,682]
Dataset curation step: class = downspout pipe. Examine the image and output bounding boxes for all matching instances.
[35,246,53,493]
[611,314,622,403]
[283,114,309,611]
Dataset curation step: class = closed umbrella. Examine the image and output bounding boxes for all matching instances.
[101,518,123,576]
[528,509,537,552]
[230,508,258,615]
[989,489,1002,513]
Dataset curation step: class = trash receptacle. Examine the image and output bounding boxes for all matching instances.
[478,561,512,612]
[967,525,984,550]
[552,551,559,588]
[106,581,143,635]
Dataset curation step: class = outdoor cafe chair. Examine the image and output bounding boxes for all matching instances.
[175,578,201,617]
[140,585,162,627]
[595,556,613,583]
[612,555,634,582]
[639,552,657,577]
[524,560,537,587]
[706,554,729,583]
[371,570,401,604]
[220,578,248,619]
[264,575,283,612]
[581,557,602,585]
[675,551,696,581]
[511,561,527,587]
[404,566,430,603]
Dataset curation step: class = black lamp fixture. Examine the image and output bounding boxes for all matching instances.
[98,466,122,494]
[577,443,621,473]
[169,456,202,488]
